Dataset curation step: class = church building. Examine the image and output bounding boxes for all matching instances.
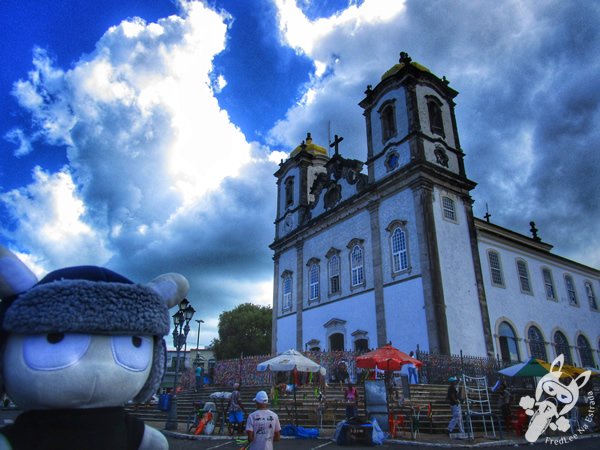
[270,52,600,367]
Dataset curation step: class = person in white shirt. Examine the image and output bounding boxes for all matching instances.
[245,391,281,450]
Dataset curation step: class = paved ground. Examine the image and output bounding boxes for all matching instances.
[155,420,600,450]
[163,433,600,450]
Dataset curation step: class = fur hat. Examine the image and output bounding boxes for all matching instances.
[0,248,189,404]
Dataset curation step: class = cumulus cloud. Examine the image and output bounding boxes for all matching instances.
[1,0,279,344]
[269,0,600,267]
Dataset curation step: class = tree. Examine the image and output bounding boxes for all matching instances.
[209,303,272,360]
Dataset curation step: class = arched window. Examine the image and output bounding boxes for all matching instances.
[554,331,573,365]
[565,275,578,306]
[308,262,320,303]
[585,281,598,310]
[498,321,520,362]
[542,268,556,300]
[516,259,532,294]
[328,254,341,295]
[391,226,408,273]
[350,245,364,287]
[527,326,547,361]
[285,177,294,207]
[380,102,397,142]
[329,333,344,351]
[441,196,456,221]
[428,99,445,137]
[577,335,595,368]
[282,272,293,313]
[488,250,504,287]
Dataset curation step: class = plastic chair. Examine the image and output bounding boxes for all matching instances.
[512,409,528,436]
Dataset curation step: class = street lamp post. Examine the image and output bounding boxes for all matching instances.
[165,298,195,431]
[195,319,204,351]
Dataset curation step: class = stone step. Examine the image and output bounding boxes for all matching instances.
[126,383,522,434]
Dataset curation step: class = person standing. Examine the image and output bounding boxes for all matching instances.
[246,391,281,450]
[227,382,246,435]
[446,376,464,436]
[407,351,419,384]
[343,382,359,419]
[497,382,512,430]
[195,365,203,391]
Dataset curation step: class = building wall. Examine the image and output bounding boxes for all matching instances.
[433,187,487,355]
[302,292,377,351]
[383,277,429,352]
[276,313,297,351]
[479,235,600,367]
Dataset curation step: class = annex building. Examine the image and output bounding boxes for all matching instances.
[270,52,600,368]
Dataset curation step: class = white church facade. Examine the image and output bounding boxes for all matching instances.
[270,52,600,367]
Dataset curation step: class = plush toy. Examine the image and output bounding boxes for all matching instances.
[0,245,189,450]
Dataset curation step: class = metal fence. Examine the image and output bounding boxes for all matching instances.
[207,348,513,388]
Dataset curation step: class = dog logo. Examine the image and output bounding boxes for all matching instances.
[519,355,591,442]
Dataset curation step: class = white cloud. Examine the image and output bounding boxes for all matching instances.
[4,129,33,157]
[2,1,277,318]
[0,166,112,268]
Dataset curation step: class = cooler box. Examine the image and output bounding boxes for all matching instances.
[158,393,170,411]
[336,422,373,446]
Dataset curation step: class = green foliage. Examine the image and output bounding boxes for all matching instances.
[209,303,272,360]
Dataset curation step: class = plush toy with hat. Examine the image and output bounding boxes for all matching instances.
[0,245,189,450]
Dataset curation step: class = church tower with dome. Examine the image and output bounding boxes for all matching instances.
[270,52,600,366]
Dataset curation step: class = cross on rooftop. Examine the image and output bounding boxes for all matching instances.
[329,134,344,155]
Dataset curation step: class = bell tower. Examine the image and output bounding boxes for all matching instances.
[273,133,329,240]
[359,51,467,184]
[359,52,494,356]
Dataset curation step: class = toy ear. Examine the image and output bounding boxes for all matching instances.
[146,273,189,309]
[573,370,591,389]
[0,245,38,299]
[550,354,564,375]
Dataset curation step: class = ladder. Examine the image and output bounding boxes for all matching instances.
[461,374,496,440]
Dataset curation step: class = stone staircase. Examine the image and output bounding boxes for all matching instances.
[126,383,529,435]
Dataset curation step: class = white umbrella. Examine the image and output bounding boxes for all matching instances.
[257,349,326,426]
[257,349,326,375]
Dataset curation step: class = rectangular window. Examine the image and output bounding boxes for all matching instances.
[543,269,556,300]
[442,196,456,221]
[309,265,319,302]
[328,255,340,295]
[488,251,504,286]
[282,276,292,312]
[585,282,598,310]
[565,275,578,306]
[517,260,531,293]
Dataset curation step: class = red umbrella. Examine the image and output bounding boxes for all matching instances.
[356,344,422,371]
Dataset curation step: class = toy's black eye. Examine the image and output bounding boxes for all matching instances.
[132,336,142,348]
[47,333,65,344]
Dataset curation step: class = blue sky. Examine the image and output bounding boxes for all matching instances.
[1,0,599,348]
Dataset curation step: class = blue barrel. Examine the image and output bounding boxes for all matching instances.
[158,393,170,411]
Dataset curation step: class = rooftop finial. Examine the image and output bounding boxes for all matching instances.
[529,221,541,242]
[399,51,412,64]
[306,132,312,144]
